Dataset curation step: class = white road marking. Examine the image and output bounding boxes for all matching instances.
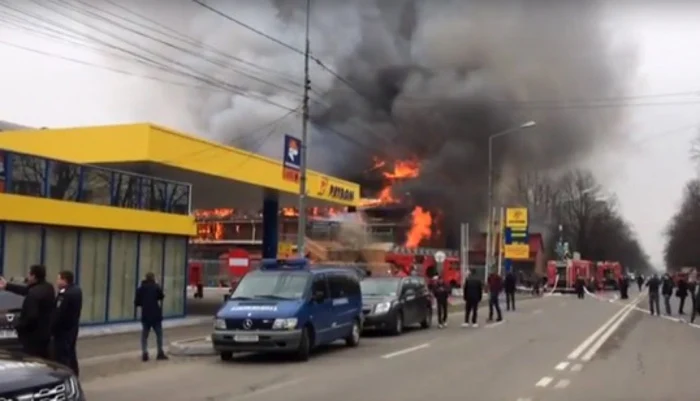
[516,398,533,401]
[532,309,543,315]
[570,363,583,372]
[580,297,643,362]
[554,361,569,371]
[535,376,554,387]
[567,294,643,360]
[381,343,431,359]
[554,379,571,389]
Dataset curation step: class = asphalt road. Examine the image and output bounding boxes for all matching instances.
[81,288,700,400]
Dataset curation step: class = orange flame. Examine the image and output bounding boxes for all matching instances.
[282,208,298,217]
[194,208,234,219]
[405,206,432,247]
[360,158,421,207]
[196,222,224,240]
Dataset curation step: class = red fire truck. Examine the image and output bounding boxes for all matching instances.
[595,261,623,290]
[385,246,463,288]
[547,259,595,293]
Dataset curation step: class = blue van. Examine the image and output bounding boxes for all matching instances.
[212,259,363,361]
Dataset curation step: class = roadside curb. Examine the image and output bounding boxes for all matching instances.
[169,336,217,357]
[78,316,212,338]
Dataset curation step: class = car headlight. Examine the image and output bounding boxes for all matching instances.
[272,318,298,330]
[374,302,392,314]
[214,318,227,330]
[64,375,81,399]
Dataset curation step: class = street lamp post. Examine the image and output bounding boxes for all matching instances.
[484,121,536,281]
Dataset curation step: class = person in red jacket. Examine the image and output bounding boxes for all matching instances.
[487,272,503,322]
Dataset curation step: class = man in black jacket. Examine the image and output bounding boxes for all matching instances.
[504,272,516,311]
[661,274,674,316]
[461,269,483,328]
[431,277,450,328]
[0,265,55,358]
[135,272,168,361]
[52,270,82,375]
[646,274,661,316]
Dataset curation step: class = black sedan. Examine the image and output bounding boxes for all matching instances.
[0,351,85,400]
[0,291,22,351]
[361,276,432,335]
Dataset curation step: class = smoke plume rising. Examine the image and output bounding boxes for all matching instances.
[5,0,636,244]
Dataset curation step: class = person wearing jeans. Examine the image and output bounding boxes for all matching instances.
[135,272,168,361]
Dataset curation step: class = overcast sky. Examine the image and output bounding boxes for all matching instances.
[0,2,698,268]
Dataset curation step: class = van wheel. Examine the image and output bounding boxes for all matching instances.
[295,327,311,361]
[220,351,233,361]
[390,312,404,336]
[345,319,361,347]
[420,307,432,329]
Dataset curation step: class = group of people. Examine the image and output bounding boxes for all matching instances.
[644,273,699,322]
[0,265,82,375]
[0,265,171,375]
[429,268,518,328]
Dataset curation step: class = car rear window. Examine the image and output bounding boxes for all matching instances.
[0,292,23,311]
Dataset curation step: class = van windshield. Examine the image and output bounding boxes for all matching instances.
[361,279,399,296]
[231,272,308,300]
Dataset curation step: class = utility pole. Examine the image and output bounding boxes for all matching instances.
[296,0,312,256]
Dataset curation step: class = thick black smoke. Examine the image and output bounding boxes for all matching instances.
[302,0,636,244]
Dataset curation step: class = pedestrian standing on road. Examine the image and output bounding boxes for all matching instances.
[574,275,585,299]
[661,274,674,316]
[0,265,55,358]
[690,283,700,324]
[636,275,644,292]
[646,274,661,316]
[688,273,697,315]
[52,270,82,376]
[487,272,503,322]
[432,276,450,328]
[619,275,629,300]
[461,269,483,328]
[676,276,689,315]
[504,272,516,311]
[135,272,168,362]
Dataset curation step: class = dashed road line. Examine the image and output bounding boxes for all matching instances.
[570,363,583,372]
[554,379,571,389]
[535,376,554,388]
[554,361,569,371]
[380,343,430,359]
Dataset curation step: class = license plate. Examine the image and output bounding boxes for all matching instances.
[234,335,259,343]
[0,330,16,339]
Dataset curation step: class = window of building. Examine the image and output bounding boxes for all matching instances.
[48,161,80,201]
[147,179,168,212]
[78,229,108,323]
[43,227,78,281]
[80,167,111,206]
[2,223,42,283]
[0,151,6,193]
[162,236,187,317]
[111,173,140,209]
[10,153,46,196]
[108,231,138,321]
[169,183,190,215]
[136,234,164,320]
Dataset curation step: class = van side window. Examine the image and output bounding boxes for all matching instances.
[341,273,361,296]
[328,274,346,299]
[312,275,329,298]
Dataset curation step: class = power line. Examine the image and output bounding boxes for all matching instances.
[190,0,378,108]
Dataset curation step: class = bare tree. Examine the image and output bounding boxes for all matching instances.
[664,179,700,270]
[9,154,80,199]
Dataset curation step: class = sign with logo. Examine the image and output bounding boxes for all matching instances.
[328,184,355,202]
[282,134,301,183]
[278,242,294,258]
[504,243,530,260]
[505,207,528,230]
